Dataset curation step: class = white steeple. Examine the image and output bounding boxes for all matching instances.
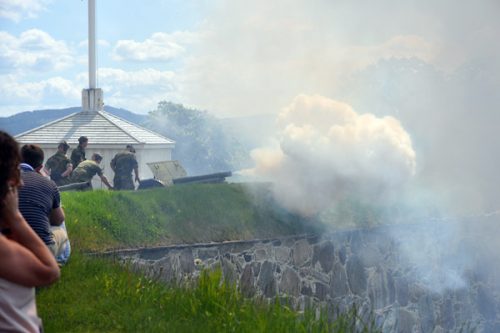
[82,0,103,112]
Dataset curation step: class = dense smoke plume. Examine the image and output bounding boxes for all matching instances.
[245,94,416,216]
[185,0,500,297]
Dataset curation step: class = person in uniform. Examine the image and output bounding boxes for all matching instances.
[110,145,140,190]
[45,141,72,186]
[70,136,88,169]
[70,153,113,190]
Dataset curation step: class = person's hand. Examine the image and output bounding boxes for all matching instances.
[66,163,73,172]
[1,184,23,229]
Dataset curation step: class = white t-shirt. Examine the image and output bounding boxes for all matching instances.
[0,277,41,332]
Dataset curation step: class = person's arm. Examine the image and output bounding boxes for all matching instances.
[99,174,113,190]
[49,207,65,226]
[134,166,140,183]
[0,188,60,287]
[61,163,73,178]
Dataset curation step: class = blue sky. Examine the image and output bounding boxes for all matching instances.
[0,0,209,116]
[1,0,499,118]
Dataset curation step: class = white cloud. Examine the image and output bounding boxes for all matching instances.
[77,67,179,112]
[0,74,80,114]
[0,0,50,22]
[111,31,199,62]
[0,66,180,116]
[0,29,74,73]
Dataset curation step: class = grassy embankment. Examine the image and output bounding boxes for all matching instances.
[37,183,380,332]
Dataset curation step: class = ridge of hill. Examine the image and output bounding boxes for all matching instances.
[0,106,147,136]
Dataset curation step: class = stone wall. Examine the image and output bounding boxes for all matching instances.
[110,225,499,333]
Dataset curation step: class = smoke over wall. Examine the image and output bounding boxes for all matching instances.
[182,0,500,297]
[245,94,416,215]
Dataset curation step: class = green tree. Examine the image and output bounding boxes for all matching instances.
[146,101,249,175]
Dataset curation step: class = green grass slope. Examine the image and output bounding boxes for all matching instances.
[63,183,319,252]
[37,183,381,332]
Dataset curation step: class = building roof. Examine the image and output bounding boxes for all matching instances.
[16,110,174,146]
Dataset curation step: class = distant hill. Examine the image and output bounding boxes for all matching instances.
[0,106,148,136]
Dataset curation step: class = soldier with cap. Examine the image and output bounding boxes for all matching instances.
[70,136,88,169]
[45,141,73,186]
[111,145,140,190]
[70,153,113,190]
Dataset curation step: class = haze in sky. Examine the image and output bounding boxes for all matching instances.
[2,0,500,213]
[1,0,498,118]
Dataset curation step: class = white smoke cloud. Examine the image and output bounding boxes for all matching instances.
[246,94,416,215]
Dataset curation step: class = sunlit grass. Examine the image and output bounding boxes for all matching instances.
[38,252,380,333]
[37,184,382,332]
[62,183,319,252]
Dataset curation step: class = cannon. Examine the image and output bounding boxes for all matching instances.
[172,171,232,185]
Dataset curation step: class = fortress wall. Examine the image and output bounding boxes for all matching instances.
[112,226,500,333]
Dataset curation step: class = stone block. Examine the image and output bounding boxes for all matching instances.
[477,283,497,320]
[258,261,277,297]
[398,308,417,333]
[274,246,290,263]
[292,239,312,267]
[338,245,347,265]
[280,267,301,297]
[312,241,335,273]
[314,282,329,301]
[331,262,349,297]
[255,248,268,261]
[346,255,367,295]
[196,248,219,260]
[179,249,194,274]
[222,258,237,284]
[418,294,435,333]
[301,281,313,296]
[368,268,394,309]
[240,265,255,297]
[439,297,455,331]
[394,276,409,306]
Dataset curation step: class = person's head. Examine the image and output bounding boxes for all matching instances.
[0,131,21,207]
[58,140,70,153]
[21,144,45,171]
[126,144,136,153]
[78,136,88,148]
[92,153,103,164]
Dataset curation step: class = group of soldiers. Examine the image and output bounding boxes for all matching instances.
[45,136,140,190]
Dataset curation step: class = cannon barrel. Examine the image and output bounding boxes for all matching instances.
[58,182,91,192]
[172,171,232,185]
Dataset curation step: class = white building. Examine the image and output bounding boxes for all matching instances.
[15,110,174,189]
[16,0,175,189]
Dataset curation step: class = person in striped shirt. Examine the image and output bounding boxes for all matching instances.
[18,144,68,258]
[0,131,60,333]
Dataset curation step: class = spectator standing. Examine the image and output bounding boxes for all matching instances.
[111,145,140,190]
[45,140,73,186]
[0,131,60,333]
[70,153,113,190]
[70,136,88,168]
[18,144,68,258]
